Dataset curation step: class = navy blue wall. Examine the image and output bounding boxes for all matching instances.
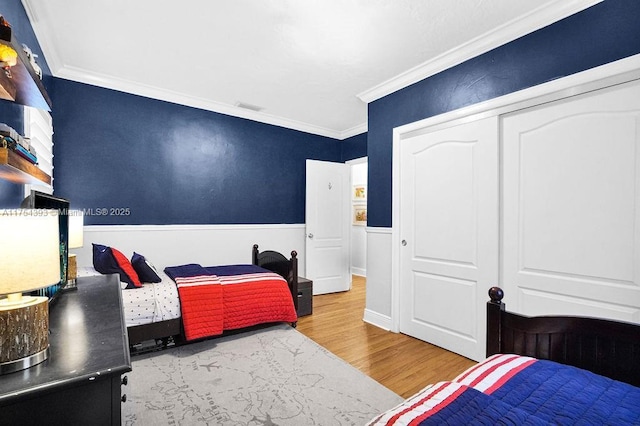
[0,0,52,207]
[367,0,640,227]
[52,79,343,225]
[341,132,367,162]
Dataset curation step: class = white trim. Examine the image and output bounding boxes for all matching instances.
[391,53,640,337]
[395,54,640,138]
[363,308,392,331]
[340,123,367,140]
[346,156,368,166]
[366,226,392,235]
[83,223,305,232]
[358,0,602,103]
[351,267,366,277]
[390,123,402,333]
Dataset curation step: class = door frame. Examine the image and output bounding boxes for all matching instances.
[347,156,368,277]
[390,53,640,333]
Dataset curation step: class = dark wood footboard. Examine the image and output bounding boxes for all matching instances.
[252,244,299,314]
[486,287,640,387]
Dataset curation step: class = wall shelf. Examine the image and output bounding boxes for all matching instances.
[0,146,51,185]
[0,36,51,111]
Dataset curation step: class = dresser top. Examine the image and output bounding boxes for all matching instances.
[0,274,131,404]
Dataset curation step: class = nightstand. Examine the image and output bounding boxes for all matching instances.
[297,277,313,317]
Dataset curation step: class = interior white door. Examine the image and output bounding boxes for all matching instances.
[305,159,351,294]
[399,117,499,362]
[502,79,640,321]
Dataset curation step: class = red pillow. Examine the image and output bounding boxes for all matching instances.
[92,243,142,289]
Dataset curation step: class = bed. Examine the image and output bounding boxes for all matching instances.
[90,244,299,349]
[369,286,640,425]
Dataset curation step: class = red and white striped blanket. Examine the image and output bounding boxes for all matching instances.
[166,264,297,341]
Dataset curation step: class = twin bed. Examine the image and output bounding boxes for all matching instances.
[89,244,299,350]
[370,287,640,425]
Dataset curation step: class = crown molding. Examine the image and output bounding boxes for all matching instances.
[339,122,367,139]
[357,0,603,103]
[55,64,350,139]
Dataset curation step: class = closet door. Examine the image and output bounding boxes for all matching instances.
[502,79,640,322]
[399,117,499,362]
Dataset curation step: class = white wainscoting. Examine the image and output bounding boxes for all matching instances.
[75,224,307,276]
[363,226,393,330]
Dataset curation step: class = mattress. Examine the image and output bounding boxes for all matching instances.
[78,267,181,327]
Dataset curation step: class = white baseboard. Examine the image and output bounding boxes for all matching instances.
[363,308,393,331]
[351,267,366,277]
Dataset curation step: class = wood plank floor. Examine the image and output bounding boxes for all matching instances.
[296,276,476,398]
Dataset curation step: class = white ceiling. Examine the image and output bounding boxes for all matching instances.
[23,0,600,139]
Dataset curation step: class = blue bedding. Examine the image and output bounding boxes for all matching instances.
[369,354,640,425]
[164,263,268,280]
[490,359,640,425]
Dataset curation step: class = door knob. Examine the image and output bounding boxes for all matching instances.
[401,240,407,246]
[308,233,314,239]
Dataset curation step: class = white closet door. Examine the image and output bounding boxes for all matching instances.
[399,117,499,362]
[502,79,640,322]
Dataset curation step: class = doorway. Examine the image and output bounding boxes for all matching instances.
[349,158,368,278]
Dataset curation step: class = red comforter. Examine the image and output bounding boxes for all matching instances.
[165,264,298,341]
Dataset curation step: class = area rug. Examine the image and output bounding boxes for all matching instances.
[122,324,403,425]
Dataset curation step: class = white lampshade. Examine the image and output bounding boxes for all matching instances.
[68,210,84,249]
[0,210,60,295]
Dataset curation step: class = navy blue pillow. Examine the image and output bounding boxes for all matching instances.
[92,243,142,289]
[131,252,162,283]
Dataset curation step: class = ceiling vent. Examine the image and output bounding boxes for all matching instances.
[235,101,264,112]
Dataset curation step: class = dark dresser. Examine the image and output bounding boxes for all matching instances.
[0,274,131,425]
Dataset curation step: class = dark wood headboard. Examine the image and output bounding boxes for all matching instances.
[486,286,640,387]
[252,244,299,312]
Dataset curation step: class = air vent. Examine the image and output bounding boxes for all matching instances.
[235,101,264,112]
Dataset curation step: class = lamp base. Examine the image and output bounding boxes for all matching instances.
[64,253,78,291]
[0,296,49,375]
[0,346,49,375]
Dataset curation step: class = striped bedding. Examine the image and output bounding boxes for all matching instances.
[164,263,297,341]
[369,354,640,425]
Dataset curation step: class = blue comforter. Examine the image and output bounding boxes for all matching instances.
[369,354,640,425]
[164,263,268,280]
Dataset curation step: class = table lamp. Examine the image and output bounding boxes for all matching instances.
[0,210,60,375]
[66,210,84,289]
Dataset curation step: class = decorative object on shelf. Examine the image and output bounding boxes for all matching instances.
[65,210,84,291]
[0,123,37,164]
[0,209,60,375]
[0,27,51,110]
[0,15,12,42]
[0,41,17,99]
[21,44,42,80]
[0,43,17,68]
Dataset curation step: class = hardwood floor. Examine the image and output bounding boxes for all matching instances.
[296,275,476,398]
